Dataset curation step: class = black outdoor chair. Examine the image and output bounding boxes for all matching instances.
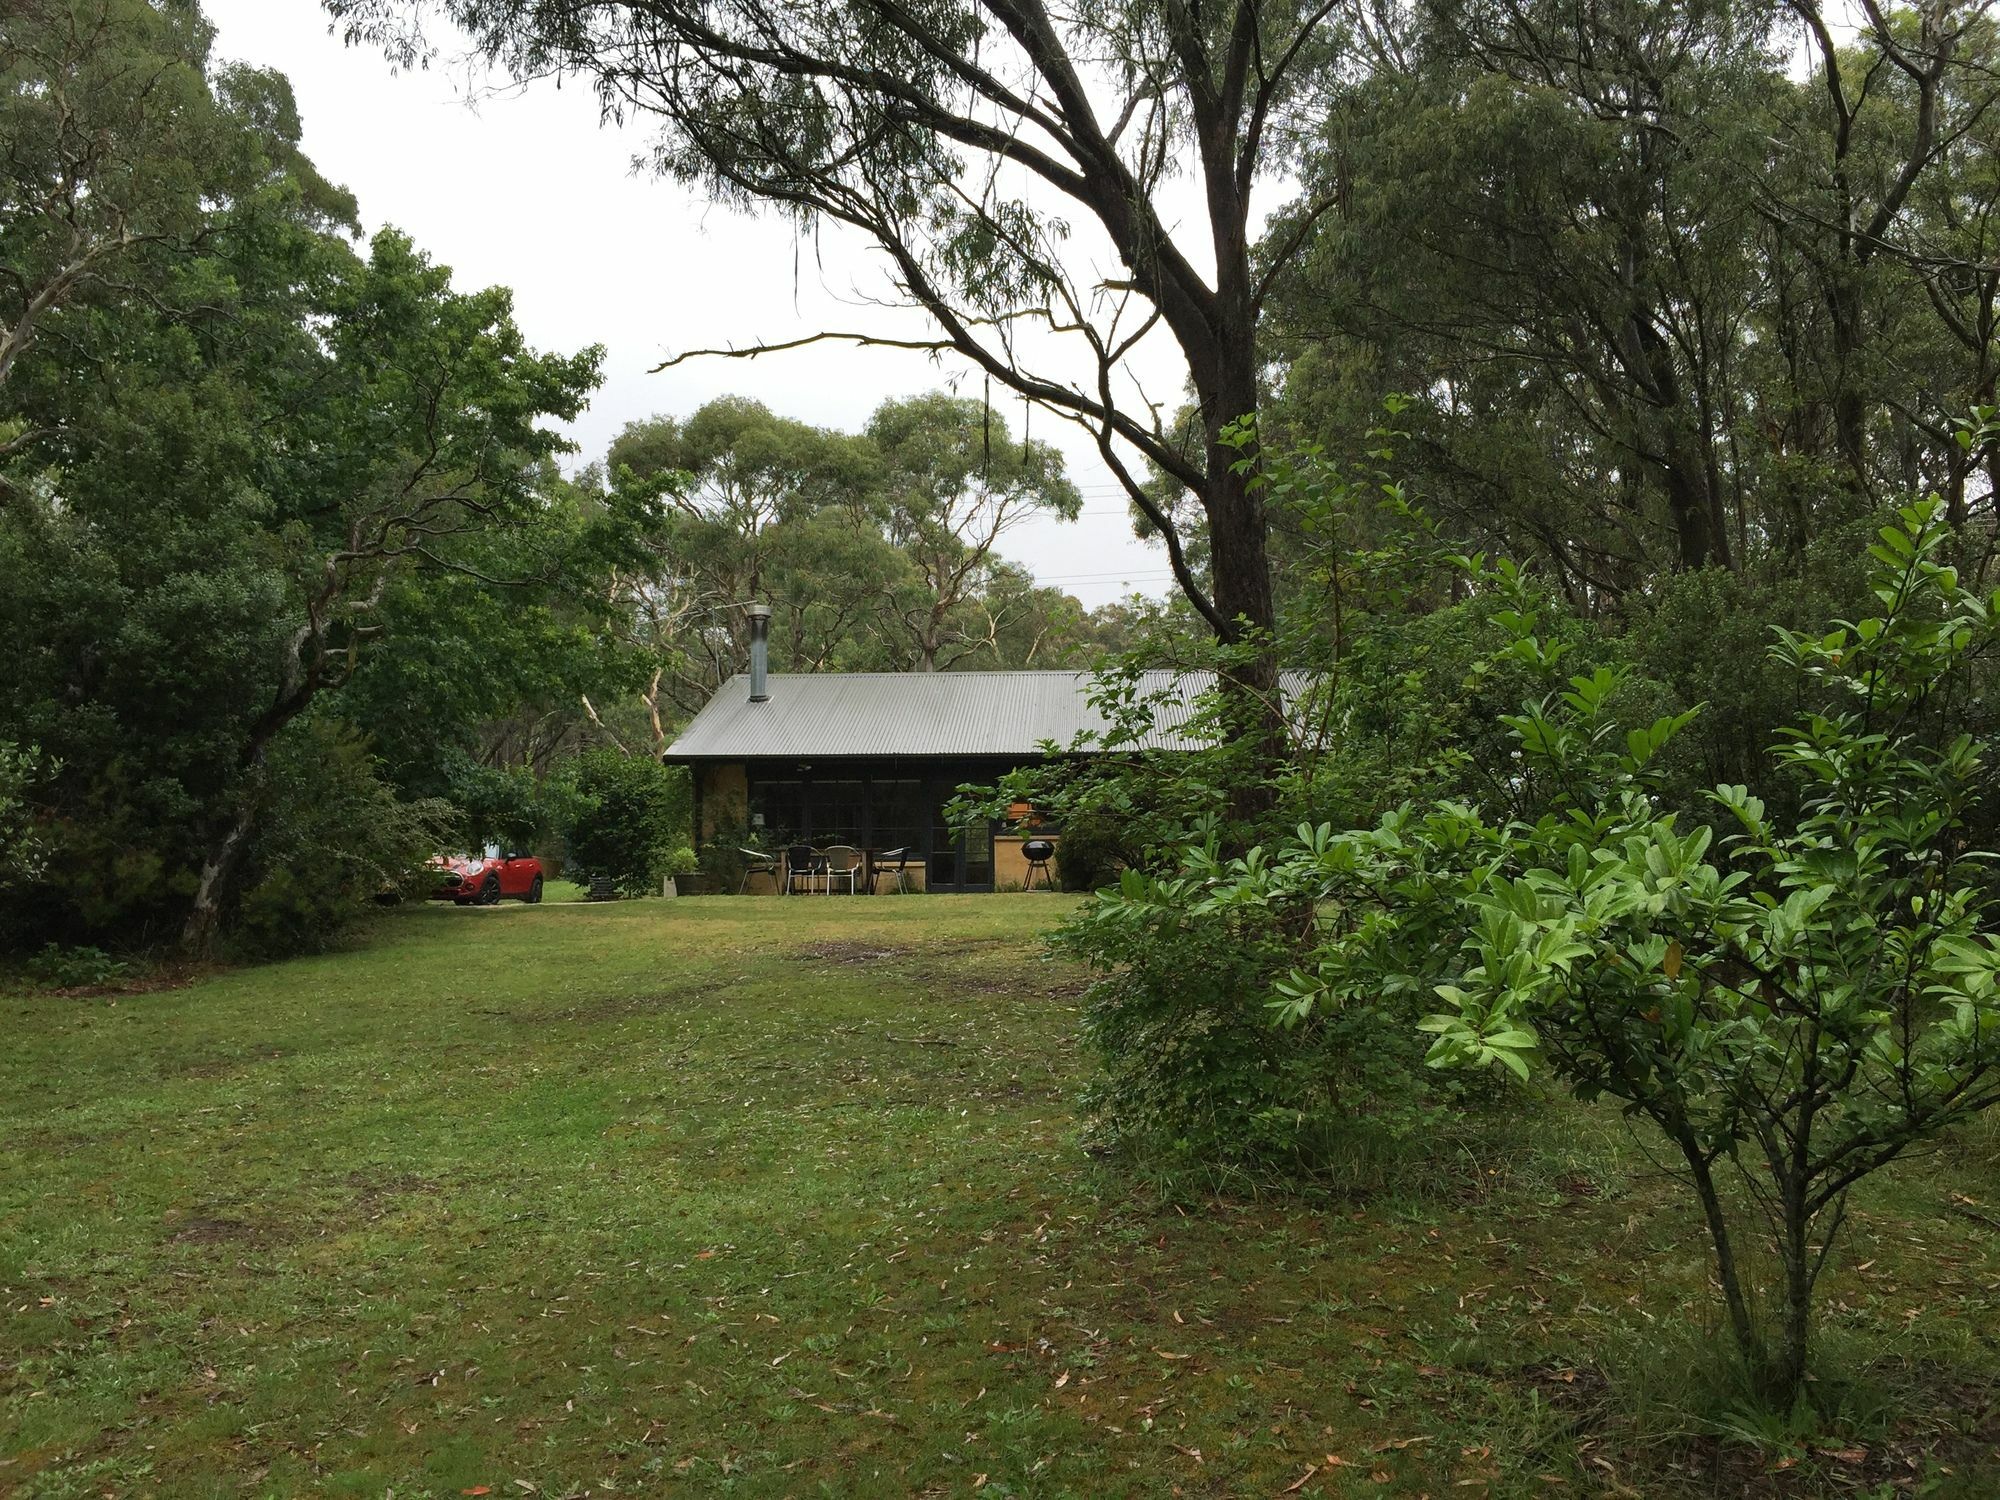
[1022,838,1056,891]
[785,844,826,895]
[738,847,780,894]
[870,846,914,893]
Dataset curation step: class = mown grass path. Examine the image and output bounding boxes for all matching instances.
[4,897,1997,1497]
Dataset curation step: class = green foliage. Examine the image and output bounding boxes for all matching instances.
[560,751,692,898]
[440,754,567,853]
[23,941,127,990]
[0,743,51,892]
[1056,837,1486,1183]
[693,811,759,895]
[1048,810,1125,892]
[1220,500,2000,1405]
[1265,0,1999,593]
[1054,867,1310,1176]
[971,414,1586,871]
[0,7,623,956]
[231,721,455,957]
[866,392,1081,670]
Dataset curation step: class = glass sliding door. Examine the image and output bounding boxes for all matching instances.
[749,778,806,846]
[869,779,926,863]
[927,779,995,891]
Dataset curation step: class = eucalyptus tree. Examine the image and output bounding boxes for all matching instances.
[1267,0,1779,584]
[1762,0,2000,513]
[607,397,906,725]
[1267,0,2000,595]
[1,0,353,483]
[2,0,214,402]
[868,392,1080,670]
[326,0,1357,729]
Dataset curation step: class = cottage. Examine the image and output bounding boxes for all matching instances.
[662,605,1238,891]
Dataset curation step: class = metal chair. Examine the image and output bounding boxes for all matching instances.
[785,844,825,895]
[870,846,913,893]
[738,847,780,894]
[1022,838,1056,891]
[820,844,864,895]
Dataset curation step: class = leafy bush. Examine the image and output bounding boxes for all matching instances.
[25,942,128,990]
[0,742,52,893]
[1225,502,2000,1407]
[231,720,455,956]
[560,750,691,898]
[1051,810,1124,891]
[695,814,756,894]
[1056,821,1491,1183]
[442,754,568,853]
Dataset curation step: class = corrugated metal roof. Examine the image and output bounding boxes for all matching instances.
[664,670,1306,760]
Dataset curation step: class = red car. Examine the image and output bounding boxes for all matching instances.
[430,849,544,905]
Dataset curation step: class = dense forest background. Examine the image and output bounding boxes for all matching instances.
[7,0,2000,957]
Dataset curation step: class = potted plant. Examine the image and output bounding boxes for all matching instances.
[662,846,698,898]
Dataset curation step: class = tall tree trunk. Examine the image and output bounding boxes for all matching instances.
[179,628,322,954]
[1826,275,1872,501]
[1198,346,1282,827]
[1658,432,1734,574]
[181,768,266,956]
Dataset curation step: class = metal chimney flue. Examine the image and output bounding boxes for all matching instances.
[745,602,772,702]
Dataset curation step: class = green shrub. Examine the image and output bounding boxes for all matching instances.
[695,817,754,893]
[1227,502,2000,1408]
[442,754,567,852]
[560,750,691,898]
[25,942,128,989]
[0,742,52,894]
[231,720,455,956]
[1055,827,1486,1183]
[1052,810,1124,891]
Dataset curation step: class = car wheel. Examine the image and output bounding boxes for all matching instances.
[480,876,502,906]
[526,875,543,904]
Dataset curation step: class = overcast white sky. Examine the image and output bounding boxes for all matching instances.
[201,1,1181,608]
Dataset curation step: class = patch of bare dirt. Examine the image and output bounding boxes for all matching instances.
[169,1044,283,1080]
[791,940,915,964]
[511,979,732,1024]
[344,1171,443,1225]
[164,1213,258,1246]
[40,963,213,1000]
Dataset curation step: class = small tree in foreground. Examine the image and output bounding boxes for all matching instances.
[1200,499,2000,1406]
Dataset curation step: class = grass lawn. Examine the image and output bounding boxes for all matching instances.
[4,896,1998,1498]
